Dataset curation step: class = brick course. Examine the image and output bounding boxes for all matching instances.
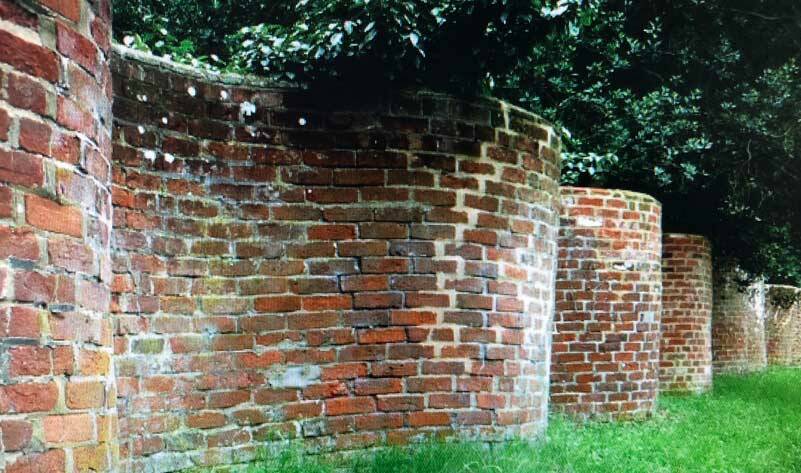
[711,267,767,373]
[551,187,662,420]
[765,285,801,366]
[109,48,561,470]
[0,0,117,471]
[659,234,713,394]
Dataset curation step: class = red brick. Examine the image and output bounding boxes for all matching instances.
[342,275,389,292]
[187,412,226,429]
[9,346,51,377]
[0,107,9,141]
[284,401,323,420]
[44,413,94,443]
[42,0,82,22]
[66,380,105,409]
[48,237,94,273]
[25,194,82,237]
[325,397,376,416]
[355,378,402,395]
[8,73,48,115]
[408,411,451,427]
[6,449,66,473]
[254,296,301,313]
[321,363,368,381]
[0,306,41,338]
[358,328,407,344]
[0,419,33,451]
[0,382,59,413]
[0,149,44,187]
[0,30,59,82]
[0,0,38,27]
[308,224,356,240]
[0,227,39,261]
[57,22,98,74]
[302,295,352,311]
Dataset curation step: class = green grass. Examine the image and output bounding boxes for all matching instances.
[244,369,801,473]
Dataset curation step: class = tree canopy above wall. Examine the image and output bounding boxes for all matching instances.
[114,0,801,285]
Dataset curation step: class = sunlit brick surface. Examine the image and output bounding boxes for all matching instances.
[0,1,118,471]
[551,187,662,420]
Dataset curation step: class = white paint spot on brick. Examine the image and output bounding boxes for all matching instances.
[269,365,321,389]
[144,150,156,162]
[137,125,145,134]
[220,90,229,100]
[240,101,256,118]
[576,216,603,228]
[161,117,169,125]
[187,86,197,97]
[164,153,175,163]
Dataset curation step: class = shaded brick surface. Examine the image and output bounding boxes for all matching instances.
[659,234,713,394]
[711,267,767,373]
[550,187,662,420]
[110,48,561,470]
[765,285,801,367]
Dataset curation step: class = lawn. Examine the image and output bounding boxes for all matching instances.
[242,369,801,473]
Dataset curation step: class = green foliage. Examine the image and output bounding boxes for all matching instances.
[113,0,290,68]
[228,0,583,94]
[112,0,801,285]
[207,369,801,472]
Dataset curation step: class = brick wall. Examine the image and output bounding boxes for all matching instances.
[109,48,561,470]
[765,285,801,366]
[551,187,662,420]
[659,234,713,394]
[0,0,118,471]
[711,267,767,373]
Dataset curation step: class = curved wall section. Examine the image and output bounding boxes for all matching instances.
[110,49,561,470]
[0,1,117,472]
[659,234,713,394]
[711,268,767,373]
[765,285,801,366]
[551,187,662,420]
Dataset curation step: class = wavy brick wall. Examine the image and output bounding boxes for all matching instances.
[0,0,118,471]
[109,49,561,470]
[551,187,662,419]
[711,268,767,373]
[765,285,801,366]
[659,234,713,394]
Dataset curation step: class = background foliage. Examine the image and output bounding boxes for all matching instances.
[114,0,801,285]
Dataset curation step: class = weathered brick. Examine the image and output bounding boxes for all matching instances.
[552,187,662,420]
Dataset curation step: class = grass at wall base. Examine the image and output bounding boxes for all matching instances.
[198,369,801,473]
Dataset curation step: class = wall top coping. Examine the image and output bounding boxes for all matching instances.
[663,233,711,243]
[560,186,662,207]
[111,44,557,137]
[766,285,801,292]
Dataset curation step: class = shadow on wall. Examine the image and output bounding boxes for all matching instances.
[711,266,768,374]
